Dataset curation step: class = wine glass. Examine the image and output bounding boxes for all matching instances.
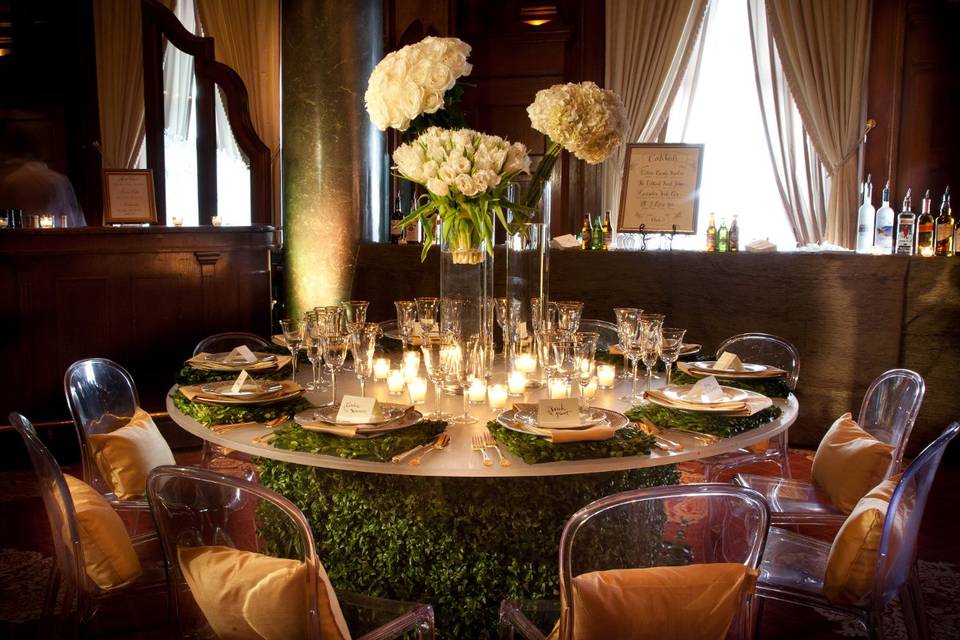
[342,300,370,334]
[531,298,558,332]
[350,323,379,397]
[303,319,326,391]
[534,328,560,381]
[279,318,304,382]
[613,307,642,380]
[321,333,350,406]
[639,313,665,397]
[659,327,687,387]
[555,301,584,337]
[394,300,417,351]
[315,305,344,336]
[552,337,578,383]
[420,333,453,419]
[448,335,480,424]
[574,332,599,408]
[415,296,440,336]
[440,297,465,335]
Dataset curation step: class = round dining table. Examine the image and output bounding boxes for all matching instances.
[167,362,797,638]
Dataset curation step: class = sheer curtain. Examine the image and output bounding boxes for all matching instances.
[163,0,200,224]
[747,0,828,246]
[765,0,870,248]
[602,0,710,229]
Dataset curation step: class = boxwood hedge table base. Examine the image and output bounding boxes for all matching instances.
[257,460,680,639]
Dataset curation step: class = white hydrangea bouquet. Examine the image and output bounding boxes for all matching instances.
[393,126,531,263]
[519,81,628,213]
[365,36,472,133]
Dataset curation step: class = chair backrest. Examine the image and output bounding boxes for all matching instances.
[577,318,620,351]
[146,465,322,639]
[192,331,270,356]
[715,333,800,390]
[873,421,959,605]
[558,484,769,640]
[857,369,925,472]
[63,358,140,493]
[9,412,92,626]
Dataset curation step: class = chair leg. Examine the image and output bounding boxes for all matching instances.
[866,607,883,640]
[901,565,930,640]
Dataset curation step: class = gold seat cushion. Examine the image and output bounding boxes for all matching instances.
[88,408,176,500]
[812,412,894,514]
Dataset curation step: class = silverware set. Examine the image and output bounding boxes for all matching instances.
[391,432,451,464]
[472,431,510,467]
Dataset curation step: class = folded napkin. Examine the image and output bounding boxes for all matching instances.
[298,406,417,439]
[645,389,772,416]
[745,239,777,252]
[678,361,786,379]
[549,425,618,443]
[186,352,291,372]
[178,380,301,403]
[551,234,582,249]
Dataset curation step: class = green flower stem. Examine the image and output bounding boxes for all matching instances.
[521,140,562,211]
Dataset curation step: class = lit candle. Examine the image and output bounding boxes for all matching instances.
[373,357,390,380]
[403,362,419,383]
[39,215,54,229]
[597,364,616,389]
[407,377,428,404]
[172,216,183,227]
[467,378,487,404]
[488,384,508,411]
[387,369,405,395]
[514,352,537,374]
[582,377,598,401]
[211,216,222,226]
[508,371,527,396]
[548,377,570,399]
[403,350,421,370]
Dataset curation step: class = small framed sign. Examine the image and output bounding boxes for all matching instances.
[616,143,704,234]
[102,169,158,225]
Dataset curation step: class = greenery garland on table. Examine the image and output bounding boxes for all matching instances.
[269,421,446,462]
[625,404,783,439]
[174,366,291,387]
[169,390,313,427]
[487,421,654,464]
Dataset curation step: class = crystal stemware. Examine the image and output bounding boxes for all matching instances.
[394,300,417,351]
[350,323,380,397]
[555,300,584,337]
[448,335,480,424]
[639,313,665,398]
[613,307,642,380]
[440,297,465,335]
[659,327,687,387]
[574,332,599,409]
[279,318,304,382]
[415,296,440,336]
[321,333,350,406]
[304,319,326,391]
[341,300,370,334]
[531,297,558,332]
[420,333,453,419]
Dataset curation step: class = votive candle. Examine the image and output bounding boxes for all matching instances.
[373,357,390,380]
[488,384,508,411]
[467,378,487,404]
[582,377,598,401]
[597,364,616,389]
[548,377,570,399]
[386,369,405,395]
[508,371,527,396]
[39,215,54,229]
[172,216,183,227]
[403,350,421,370]
[211,215,222,226]
[403,363,419,383]
[514,352,537,374]
[407,377,428,404]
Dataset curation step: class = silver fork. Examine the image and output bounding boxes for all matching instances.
[482,431,511,466]
[410,432,451,465]
[471,434,493,467]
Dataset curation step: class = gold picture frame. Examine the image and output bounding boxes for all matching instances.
[102,169,158,225]
[616,143,704,234]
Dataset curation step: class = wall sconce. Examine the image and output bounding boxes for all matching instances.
[519,4,557,27]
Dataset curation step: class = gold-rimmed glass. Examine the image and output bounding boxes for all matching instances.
[304,319,326,391]
[574,331,599,408]
[613,307,642,380]
[659,327,687,387]
[420,332,453,419]
[394,300,417,351]
[279,318,304,382]
[555,300,584,336]
[341,300,370,333]
[350,323,380,397]
[415,296,440,336]
[639,313,665,400]
[321,333,350,406]
[448,334,480,424]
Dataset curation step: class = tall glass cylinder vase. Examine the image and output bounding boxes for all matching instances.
[505,180,551,376]
[439,225,495,380]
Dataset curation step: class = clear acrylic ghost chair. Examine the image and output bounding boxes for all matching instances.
[702,334,800,482]
[735,369,925,526]
[577,319,620,351]
[756,421,958,640]
[10,412,168,638]
[499,484,770,640]
[192,331,271,356]
[147,465,436,639]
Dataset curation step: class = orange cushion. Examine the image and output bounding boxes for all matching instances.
[812,413,894,513]
[88,408,175,500]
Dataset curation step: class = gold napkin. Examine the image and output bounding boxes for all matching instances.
[678,361,786,379]
[186,352,292,372]
[549,425,617,443]
[644,389,772,417]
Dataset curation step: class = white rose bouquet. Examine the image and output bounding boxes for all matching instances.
[365,36,472,133]
[393,126,531,263]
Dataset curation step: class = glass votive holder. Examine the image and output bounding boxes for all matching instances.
[172,216,183,227]
[211,215,222,226]
[514,352,537,374]
[39,215,54,229]
[597,364,616,389]
[548,377,571,399]
[402,350,421,371]
[407,377,428,404]
[507,371,527,396]
[386,369,406,395]
[467,379,487,404]
[373,357,391,381]
[582,377,598,401]
[488,384,508,412]
[403,362,420,383]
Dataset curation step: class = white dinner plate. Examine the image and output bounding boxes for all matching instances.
[301,403,411,426]
[204,351,277,366]
[293,407,422,436]
[660,384,749,404]
[689,361,771,374]
[497,407,629,435]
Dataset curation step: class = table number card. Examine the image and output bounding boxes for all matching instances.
[230,370,251,394]
[337,395,383,424]
[228,345,258,363]
[537,398,581,427]
[714,351,744,371]
[685,376,724,403]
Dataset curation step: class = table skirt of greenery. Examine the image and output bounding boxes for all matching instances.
[257,461,680,639]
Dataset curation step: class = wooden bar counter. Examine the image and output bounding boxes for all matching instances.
[353,243,960,457]
[0,226,274,423]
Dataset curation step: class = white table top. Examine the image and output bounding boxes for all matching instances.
[167,365,797,478]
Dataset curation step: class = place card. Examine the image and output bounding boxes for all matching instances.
[227,345,258,363]
[230,370,251,394]
[714,351,744,371]
[336,395,383,424]
[684,375,724,403]
[537,398,581,427]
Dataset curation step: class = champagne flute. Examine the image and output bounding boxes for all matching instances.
[613,307,642,380]
[304,319,326,391]
[574,332,599,409]
[639,313,665,398]
[321,333,350,406]
[394,300,417,351]
[449,335,479,424]
[420,333,453,419]
[342,300,370,334]
[350,323,379,397]
[279,318,304,382]
[659,328,687,387]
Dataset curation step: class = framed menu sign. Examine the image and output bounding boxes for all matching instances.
[102,169,158,225]
[616,143,704,234]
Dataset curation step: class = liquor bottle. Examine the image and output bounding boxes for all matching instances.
[874,180,895,253]
[916,189,935,257]
[591,214,604,250]
[390,190,404,244]
[602,211,613,249]
[706,213,717,252]
[729,214,740,252]
[402,214,422,244]
[935,186,953,256]
[856,175,876,253]
[895,189,915,256]
[717,218,729,253]
[580,214,592,250]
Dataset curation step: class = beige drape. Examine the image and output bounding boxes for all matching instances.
[748,0,829,246]
[602,0,710,224]
[197,0,281,224]
[765,0,870,248]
